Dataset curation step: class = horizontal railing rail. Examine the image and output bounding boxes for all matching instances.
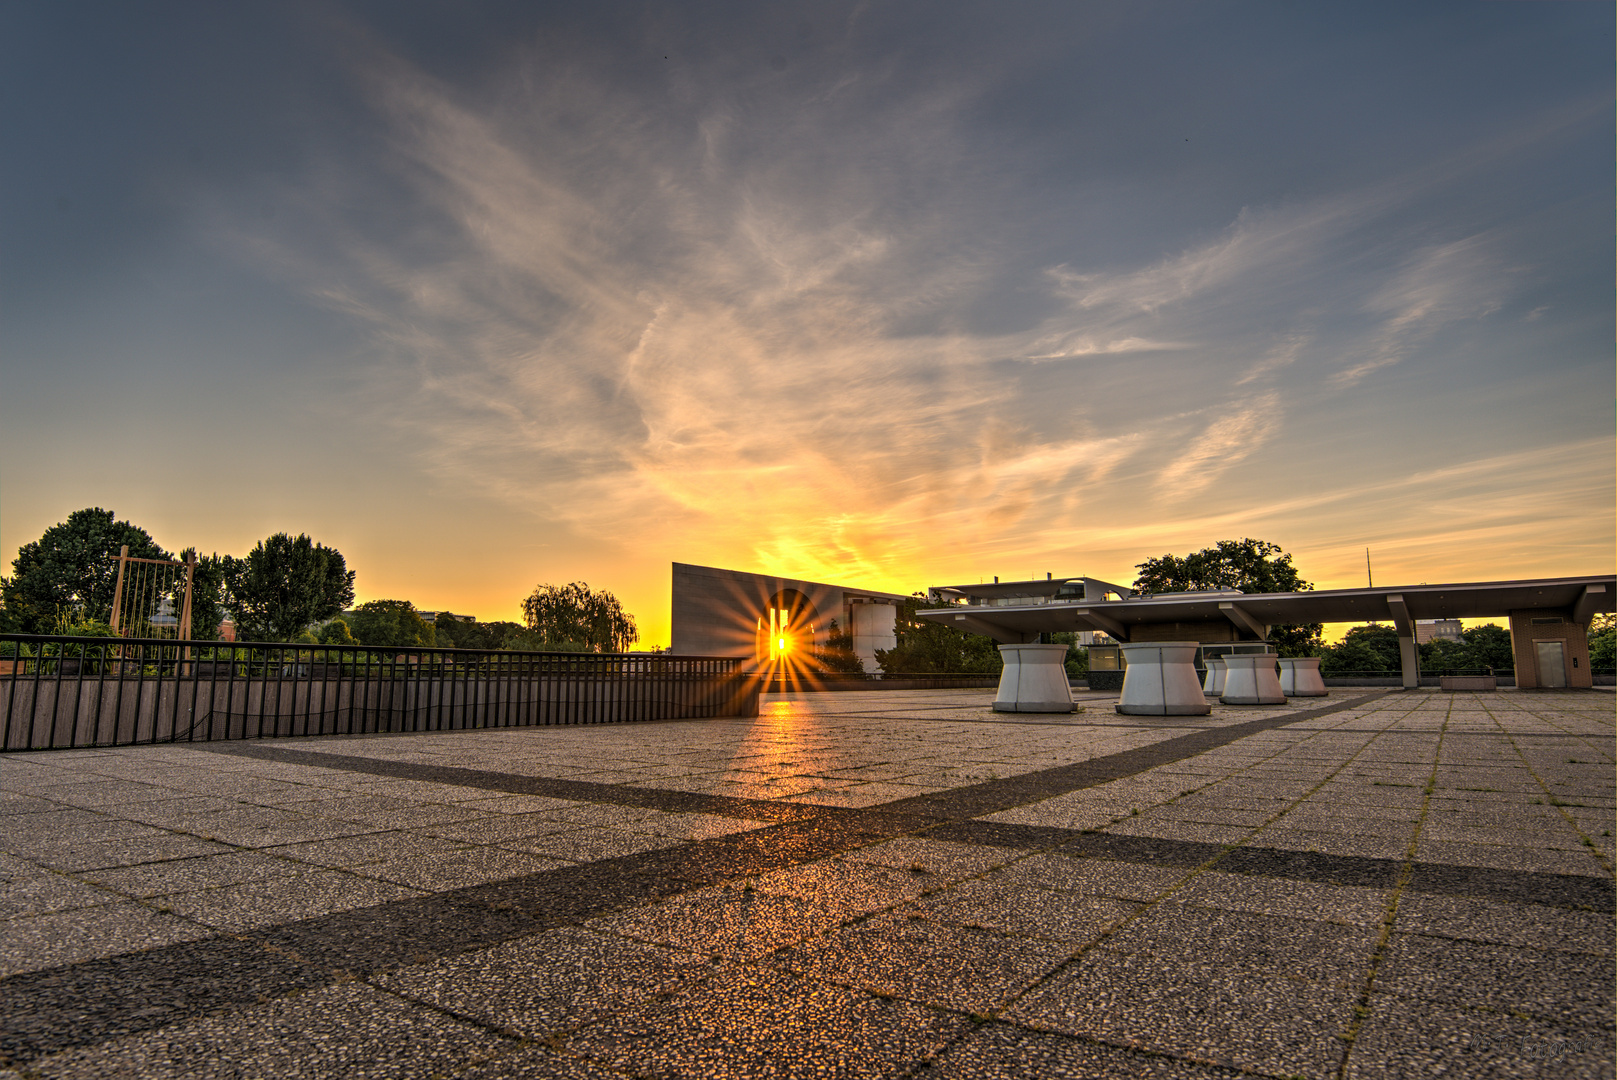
[0,634,758,751]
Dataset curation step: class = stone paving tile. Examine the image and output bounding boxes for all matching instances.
[1101,819,1252,845]
[287,794,490,827]
[0,902,215,977]
[1415,838,1607,877]
[0,874,118,919]
[23,780,182,807]
[990,853,1190,902]
[922,1022,1251,1079]
[1393,892,1614,954]
[775,911,1073,1013]
[587,884,845,960]
[455,1045,639,1079]
[744,858,939,917]
[374,926,709,1036]
[79,850,300,896]
[1374,932,1615,1029]
[908,878,1140,943]
[1344,992,1612,1080]
[840,837,1016,879]
[456,793,589,814]
[4,810,169,842]
[565,963,969,1080]
[1248,828,1412,861]
[353,847,571,891]
[157,868,424,932]
[1006,948,1362,1078]
[1104,902,1380,986]
[24,980,514,1080]
[1168,870,1388,926]
[264,830,474,868]
[22,834,237,873]
[977,798,1131,831]
[417,812,590,845]
[164,806,382,849]
[502,827,686,863]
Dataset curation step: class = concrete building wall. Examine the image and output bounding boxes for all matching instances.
[670,562,907,669]
[1508,610,1592,689]
[850,602,898,669]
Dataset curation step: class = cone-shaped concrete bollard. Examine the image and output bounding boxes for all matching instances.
[993,643,1076,713]
[1221,654,1286,704]
[1117,642,1211,716]
[1279,657,1328,697]
[1202,655,1226,697]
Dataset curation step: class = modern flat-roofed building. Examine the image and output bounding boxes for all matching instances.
[670,562,911,671]
[1416,619,1463,644]
[918,575,1613,690]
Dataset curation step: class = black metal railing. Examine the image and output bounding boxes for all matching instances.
[0,635,758,751]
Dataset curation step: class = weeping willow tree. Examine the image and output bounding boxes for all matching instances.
[520,582,638,653]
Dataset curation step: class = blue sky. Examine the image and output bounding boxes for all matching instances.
[3,2,1611,643]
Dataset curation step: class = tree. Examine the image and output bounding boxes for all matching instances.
[345,600,436,648]
[1132,538,1322,656]
[875,595,1003,675]
[1052,631,1089,678]
[1318,624,1402,675]
[433,618,529,651]
[3,508,169,633]
[1588,613,1616,673]
[1461,624,1514,671]
[812,619,869,675]
[223,533,355,642]
[317,618,356,646]
[520,582,638,652]
[179,549,229,641]
[1419,636,1477,675]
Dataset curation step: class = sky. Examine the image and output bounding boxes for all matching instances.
[2,1,1612,647]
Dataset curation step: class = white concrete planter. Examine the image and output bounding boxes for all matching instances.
[993,644,1075,713]
[1278,657,1327,697]
[1221,654,1285,705]
[1116,642,1210,716]
[1202,656,1226,697]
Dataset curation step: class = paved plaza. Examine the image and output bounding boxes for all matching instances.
[1,687,1612,1079]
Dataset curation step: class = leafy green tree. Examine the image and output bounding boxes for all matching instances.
[1052,631,1089,678]
[1419,636,1477,674]
[520,582,638,652]
[1132,538,1322,656]
[875,595,1003,675]
[1461,624,1515,670]
[434,618,529,651]
[223,533,355,642]
[345,600,436,648]
[178,549,229,641]
[1588,613,1616,672]
[1318,624,1403,675]
[317,618,356,646]
[3,508,169,632]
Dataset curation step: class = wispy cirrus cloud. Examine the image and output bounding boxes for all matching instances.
[1331,233,1509,387]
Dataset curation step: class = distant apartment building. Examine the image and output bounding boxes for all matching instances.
[1415,619,1463,644]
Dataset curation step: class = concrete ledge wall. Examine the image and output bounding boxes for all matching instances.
[1,670,760,751]
[761,676,998,693]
